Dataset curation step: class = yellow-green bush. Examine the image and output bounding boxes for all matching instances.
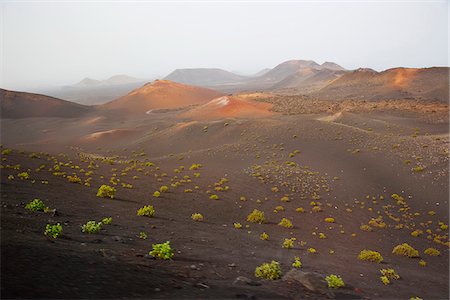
[96,185,116,199]
[324,217,335,223]
[137,205,155,217]
[159,185,169,193]
[191,213,204,221]
[25,198,47,212]
[424,247,440,256]
[260,232,269,240]
[282,237,296,249]
[247,209,266,224]
[254,261,282,280]
[325,274,345,288]
[150,241,173,260]
[358,250,383,263]
[292,256,302,268]
[392,243,419,258]
[278,218,293,228]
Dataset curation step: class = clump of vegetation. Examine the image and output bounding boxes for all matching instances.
[358,250,383,263]
[247,209,266,224]
[278,218,293,228]
[282,237,296,249]
[153,191,161,197]
[159,185,169,193]
[380,268,400,285]
[292,256,302,268]
[44,223,62,239]
[139,232,147,239]
[137,205,155,217]
[296,207,305,213]
[25,198,47,212]
[233,222,243,229]
[101,217,112,225]
[392,243,419,258]
[96,185,116,199]
[424,247,440,256]
[324,217,335,223]
[308,247,317,254]
[150,241,173,260]
[18,172,30,180]
[210,194,219,200]
[325,274,345,288]
[191,213,204,221]
[67,175,82,184]
[360,224,373,232]
[254,261,282,280]
[81,221,102,234]
[419,259,427,267]
[260,232,269,240]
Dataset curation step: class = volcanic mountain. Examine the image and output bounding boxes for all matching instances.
[313,67,449,102]
[0,89,91,118]
[179,96,273,120]
[100,80,224,115]
[164,68,248,86]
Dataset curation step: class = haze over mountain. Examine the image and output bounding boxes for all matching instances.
[164,68,247,86]
[73,75,144,87]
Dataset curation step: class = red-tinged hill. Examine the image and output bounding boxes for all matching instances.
[0,89,91,118]
[313,67,449,102]
[179,96,274,120]
[100,80,224,115]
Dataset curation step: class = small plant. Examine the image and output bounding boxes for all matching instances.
[139,232,148,239]
[247,209,266,224]
[260,232,269,240]
[282,237,296,249]
[67,175,82,184]
[44,223,62,239]
[191,213,204,221]
[18,172,30,180]
[101,217,112,225]
[292,256,302,268]
[419,259,427,267]
[234,222,242,229]
[358,250,383,263]
[296,207,305,213]
[149,241,173,260]
[392,243,419,258]
[153,191,161,197]
[81,221,102,234]
[96,185,116,199]
[254,261,282,280]
[324,217,335,223]
[137,205,155,217]
[325,274,345,288]
[380,275,390,285]
[159,185,169,193]
[210,194,219,200]
[319,232,327,239]
[278,218,293,228]
[424,247,440,256]
[25,198,47,212]
[308,247,317,254]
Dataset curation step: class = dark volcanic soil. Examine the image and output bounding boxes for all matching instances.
[1,105,449,299]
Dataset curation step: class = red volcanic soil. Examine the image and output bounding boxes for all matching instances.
[1,89,91,118]
[100,80,224,115]
[179,96,274,120]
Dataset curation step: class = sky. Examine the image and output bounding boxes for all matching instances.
[0,0,448,90]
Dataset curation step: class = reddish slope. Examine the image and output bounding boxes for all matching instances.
[179,96,273,120]
[0,89,91,118]
[314,67,449,102]
[101,80,224,115]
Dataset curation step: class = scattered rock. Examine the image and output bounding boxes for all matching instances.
[282,269,334,298]
[233,276,261,286]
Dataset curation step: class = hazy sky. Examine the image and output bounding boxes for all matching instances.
[1,0,448,90]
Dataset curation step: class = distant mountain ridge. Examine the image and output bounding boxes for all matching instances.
[74,74,143,87]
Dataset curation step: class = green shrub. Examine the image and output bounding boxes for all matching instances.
[282,237,296,249]
[153,191,161,197]
[380,268,400,280]
[325,274,345,288]
[101,217,112,225]
[191,213,203,221]
[255,261,282,280]
[67,175,82,184]
[159,185,169,193]
[392,243,419,258]
[81,221,102,234]
[137,205,155,217]
[139,232,147,239]
[150,241,173,260]
[210,194,219,200]
[25,198,47,211]
[247,209,265,224]
[260,232,269,240]
[292,256,302,268]
[424,247,440,256]
[96,185,116,199]
[44,223,62,238]
[278,218,293,228]
[234,222,242,229]
[324,217,335,223]
[358,250,383,263]
[18,172,30,180]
